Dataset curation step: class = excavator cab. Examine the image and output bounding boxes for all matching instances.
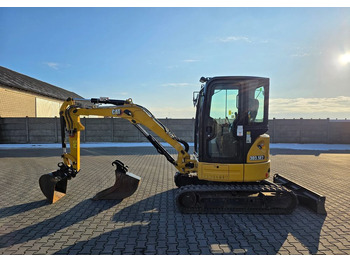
[193,77,270,183]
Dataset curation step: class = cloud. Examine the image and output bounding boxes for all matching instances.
[132,96,350,119]
[270,96,350,119]
[166,65,179,69]
[218,36,252,43]
[161,83,196,88]
[182,59,199,63]
[290,53,311,57]
[147,105,196,118]
[43,62,72,70]
[115,92,128,96]
[43,62,60,70]
[289,46,322,58]
[259,39,270,44]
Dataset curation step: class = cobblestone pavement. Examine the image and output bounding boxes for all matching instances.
[0,146,349,255]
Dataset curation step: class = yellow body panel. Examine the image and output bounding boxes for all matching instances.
[198,162,244,182]
[198,134,270,182]
[198,161,270,182]
[246,134,270,163]
[243,160,270,181]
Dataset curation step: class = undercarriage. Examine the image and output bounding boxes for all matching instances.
[174,173,326,215]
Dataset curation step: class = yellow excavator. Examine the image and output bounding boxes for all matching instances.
[39,76,326,214]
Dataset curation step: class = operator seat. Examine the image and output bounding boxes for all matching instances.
[248,98,259,122]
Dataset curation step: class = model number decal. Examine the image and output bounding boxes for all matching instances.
[249,155,265,161]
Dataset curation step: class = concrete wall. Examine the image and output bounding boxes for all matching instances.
[268,119,350,144]
[1,117,349,144]
[0,117,60,143]
[0,117,195,144]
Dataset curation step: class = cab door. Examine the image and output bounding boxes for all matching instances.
[201,78,244,164]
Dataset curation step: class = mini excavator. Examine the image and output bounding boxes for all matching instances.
[39,76,326,214]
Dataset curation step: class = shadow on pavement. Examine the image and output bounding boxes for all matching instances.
[54,189,326,255]
[0,199,122,249]
[0,200,47,219]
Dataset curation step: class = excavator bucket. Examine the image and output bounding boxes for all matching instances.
[92,160,141,200]
[39,171,68,204]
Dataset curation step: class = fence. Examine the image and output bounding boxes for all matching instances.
[0,117,349,144]
[0,117,195,144]
[268,118,350,144]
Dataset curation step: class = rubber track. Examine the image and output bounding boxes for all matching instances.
[175,183,298,214]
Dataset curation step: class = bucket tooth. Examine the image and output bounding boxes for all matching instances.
[92,160,141,200]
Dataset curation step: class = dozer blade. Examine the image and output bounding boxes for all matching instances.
[39,172,68,204]
[273,174,327,215]
[92,160,141,200]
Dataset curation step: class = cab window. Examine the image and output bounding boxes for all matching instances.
[248,86,265,124]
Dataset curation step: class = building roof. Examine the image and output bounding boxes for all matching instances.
[0,66,83,101]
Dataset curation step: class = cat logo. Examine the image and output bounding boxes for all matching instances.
[112,109,122,115]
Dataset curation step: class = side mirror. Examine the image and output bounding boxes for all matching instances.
[193,91,199,106]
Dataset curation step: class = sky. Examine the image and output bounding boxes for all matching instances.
[1,4,350,119]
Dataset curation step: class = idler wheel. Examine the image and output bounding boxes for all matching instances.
[180,192,197,208]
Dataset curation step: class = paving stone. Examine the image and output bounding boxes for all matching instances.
[1,147,350,255]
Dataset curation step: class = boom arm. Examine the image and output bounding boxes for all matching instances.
[59,97,197,177]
